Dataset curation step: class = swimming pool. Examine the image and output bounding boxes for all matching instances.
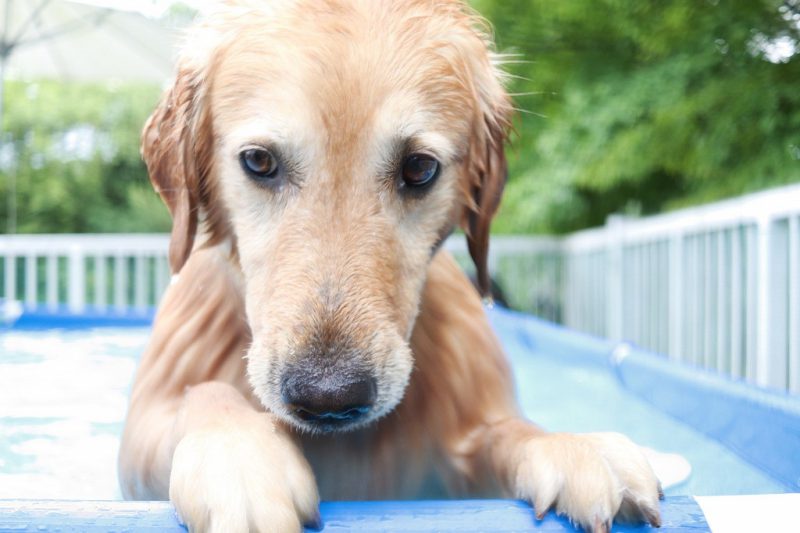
[0,326,148,500]
[1,306,799,531]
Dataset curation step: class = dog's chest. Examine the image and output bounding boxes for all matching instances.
[298,426,449,500]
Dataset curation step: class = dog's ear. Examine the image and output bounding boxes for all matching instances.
[142,66,212,274]
[461,58,512,298]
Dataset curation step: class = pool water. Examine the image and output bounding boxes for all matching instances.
[503,336,785,495]
[0,313,789,500]
[0,328,149,499]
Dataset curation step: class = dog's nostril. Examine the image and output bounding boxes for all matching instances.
[281,373,376,424]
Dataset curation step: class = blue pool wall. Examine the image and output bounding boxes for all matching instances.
[488,307,800,493]
[4,305,800,531]
[0,497,709,532]
[5,305,155,330]
[6,305,800,493]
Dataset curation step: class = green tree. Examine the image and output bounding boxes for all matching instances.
[475,0,800,233]
[0,80,169,233]
[2,2,798,236]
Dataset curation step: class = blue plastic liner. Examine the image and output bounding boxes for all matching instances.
[6,305,155,329]
[4,305,798,530]
[0,497,707,532]
[487,306,800,493]
[615,345,800,492]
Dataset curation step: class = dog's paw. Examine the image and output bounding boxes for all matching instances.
[169,416,319,533]
[517,432,662,533]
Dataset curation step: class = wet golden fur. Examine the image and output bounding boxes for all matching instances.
[119,1,662,532]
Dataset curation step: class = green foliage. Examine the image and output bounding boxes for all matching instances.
[0,80,168,233]
[475,0,800,233]
[2,2,799,235]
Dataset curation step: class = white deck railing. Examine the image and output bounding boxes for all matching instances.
[562,184,800,394]
[1,184,799,393]
[0,234,170,313]
[445,235,564,322]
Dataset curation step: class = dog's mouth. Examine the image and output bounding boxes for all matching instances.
[278,370,379,433]
[289,403,371,428]
[292,404,371,422]
[281,405,377,434]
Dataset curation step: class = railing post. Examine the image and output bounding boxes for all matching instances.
[745,226,758,381]
[789,216,799,394]
[134,254,146,312]
[562,249,575,329]
[24,254,37,308]
[730,227,744,379]
[668,232,684,361]
[114,253,126,311]
[756,217,788,389]
[606,215,625,341]
[68,245,86,313]
[4,251,15,303]
[155,255,168,304]
[94,254,107,310]
[46,254,58,310]
[488,245,499,277]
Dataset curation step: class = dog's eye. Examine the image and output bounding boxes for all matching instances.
[401,154,440,189]
[240,148,279,180]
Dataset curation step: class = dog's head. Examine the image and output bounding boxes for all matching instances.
[143,0,511,433]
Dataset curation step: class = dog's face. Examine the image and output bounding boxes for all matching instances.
[143,0,510,433]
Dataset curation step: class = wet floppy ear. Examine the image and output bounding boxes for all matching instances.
[141,66,211,274]
[461,55,513,298]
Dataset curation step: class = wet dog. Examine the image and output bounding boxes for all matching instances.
[118,2,662,531]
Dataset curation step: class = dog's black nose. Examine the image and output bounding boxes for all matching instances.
[281,371,376,425]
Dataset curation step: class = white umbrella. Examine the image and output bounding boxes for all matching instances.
[0,0,178,233]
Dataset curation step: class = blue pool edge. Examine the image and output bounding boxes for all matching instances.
[3,305,156,329]
[0,497,706,532]
[487,306,800,493]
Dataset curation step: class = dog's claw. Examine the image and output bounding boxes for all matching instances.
[534,503,552,521]
[592,516,610,533]
[532,483,558,522]
[534,502,551,521]
[644,507,662,528]
[306,509,323,531]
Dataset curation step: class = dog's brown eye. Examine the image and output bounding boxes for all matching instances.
[401,154,440,189]
[240,148,278,180]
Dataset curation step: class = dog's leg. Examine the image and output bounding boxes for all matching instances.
[120,383,319,533]
[168,382,319,533]
[118,248,319,533]
[415,252,661,533]
[481,420,662,533]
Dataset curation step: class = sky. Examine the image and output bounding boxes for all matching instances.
[63,0,800,63]
[75,0,216,17]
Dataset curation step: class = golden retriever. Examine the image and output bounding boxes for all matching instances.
[118,1,662,532]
